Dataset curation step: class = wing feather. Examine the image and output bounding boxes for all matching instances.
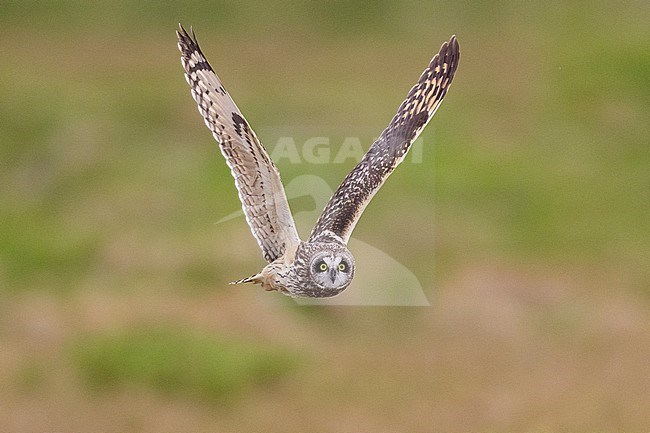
[310,36,460,243]
[177,25,300,262]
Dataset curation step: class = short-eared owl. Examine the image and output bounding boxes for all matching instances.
[177,25,459,298]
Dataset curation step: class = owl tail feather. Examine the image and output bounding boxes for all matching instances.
[229,273,261,285]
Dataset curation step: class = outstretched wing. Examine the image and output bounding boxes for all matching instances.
[310,36,460,244]
[177,25,300,262]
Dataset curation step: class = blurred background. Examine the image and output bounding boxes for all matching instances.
[1,0,649,431]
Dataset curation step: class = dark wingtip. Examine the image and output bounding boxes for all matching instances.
[177,23,189,41]
[449,34,459,56]
[437,34,460,78]
[176,23,202,59]
[442,34,459,57]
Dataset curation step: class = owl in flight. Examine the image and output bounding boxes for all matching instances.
[177,25,459,298]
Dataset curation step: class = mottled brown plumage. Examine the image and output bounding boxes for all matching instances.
[310,36,459,243]
[177,26,300,263]
[177,25,459,297]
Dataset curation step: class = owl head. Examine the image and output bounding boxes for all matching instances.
[309,248,355,294]
[290,242,355,298]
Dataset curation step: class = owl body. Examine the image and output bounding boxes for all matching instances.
[242,237,356,298]
[177,25,459,298]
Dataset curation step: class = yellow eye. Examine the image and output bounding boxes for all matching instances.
[319,263,328,271]
[338,263,346,271]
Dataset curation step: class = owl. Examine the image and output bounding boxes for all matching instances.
[177,25,459,298]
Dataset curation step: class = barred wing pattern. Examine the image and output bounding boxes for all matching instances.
[310,36,460,243]
[177,25,300,262]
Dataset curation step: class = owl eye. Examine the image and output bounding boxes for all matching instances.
[319,262,328,271]
[338,263,346,271]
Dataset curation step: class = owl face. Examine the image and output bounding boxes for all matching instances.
[306,250,355,297]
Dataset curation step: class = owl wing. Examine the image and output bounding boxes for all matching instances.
[177,25,301,263]
[309,36,459,244]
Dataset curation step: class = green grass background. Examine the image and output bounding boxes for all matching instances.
[0,1,649,431]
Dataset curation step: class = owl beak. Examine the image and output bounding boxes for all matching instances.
[329,268,337,283]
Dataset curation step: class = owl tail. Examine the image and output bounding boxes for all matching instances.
[229,273,262,285]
